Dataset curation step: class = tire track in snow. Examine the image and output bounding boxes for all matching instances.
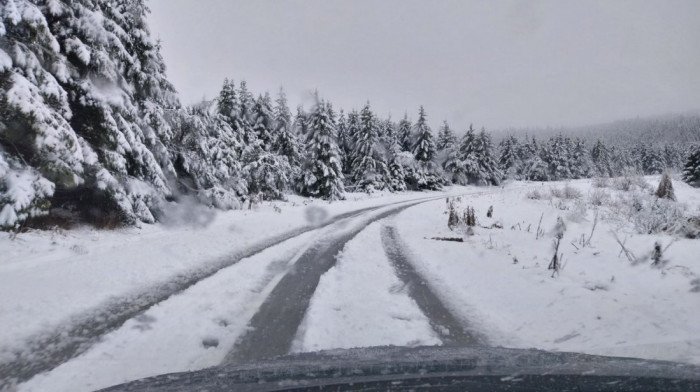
[380,223,489,346]
[0,197,442,388]
[223,198,446,365]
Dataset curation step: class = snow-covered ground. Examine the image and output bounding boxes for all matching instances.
[392,176,700,365]
[3,178,700,391]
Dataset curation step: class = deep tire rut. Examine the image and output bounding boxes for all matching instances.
[223,199,444,365]
[380,224,488,346]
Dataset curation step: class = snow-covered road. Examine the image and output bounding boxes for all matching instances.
[6,178,700,392]
[5,189,482,391]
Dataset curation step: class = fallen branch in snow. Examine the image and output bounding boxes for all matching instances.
[612,232,638,264]
[427,236,465,243]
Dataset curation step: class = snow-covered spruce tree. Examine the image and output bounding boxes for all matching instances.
[240,140,291,200]
[498,136,520,180]
[2,0,185,228]
[293,105,308,137]
[0,0,87,228]
[408,106,442,189]
[335,110,352,175]
[655,170,675,200]
[412,106,436,163]
[544,134,572,181]
[444,125,501,186]
[474,128,502,185]
[570,138,592,179]
[299,99,344,200]
[350,102,389,192]
[520,137,549,181]
[436,121,457,151]
[641,145,666,175]
[591,139,613,178]
[662,144,684,171]
[169,104,245,209]
[342,110,360,176]
[271,88,301,177]
[682,148,700,187]
[236,80,256,145]
[397,113,413,153]
[251,92,274,151]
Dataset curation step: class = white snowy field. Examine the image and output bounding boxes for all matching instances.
[389,176,700,365]
[3,177,700,392]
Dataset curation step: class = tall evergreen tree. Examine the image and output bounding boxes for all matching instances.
[682,147,700,187]
[397,113,413,152]
[412,106,436,163]
[251,92,274,150]
[272,89,300,171]
[591,140,613,177]
[299,99,344,200]
[498,136,520,179]
[350,102,389,192]
[436,121,458,151]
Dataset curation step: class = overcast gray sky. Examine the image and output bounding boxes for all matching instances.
[148,0,700,130]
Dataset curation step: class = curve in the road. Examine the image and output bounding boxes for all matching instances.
[0,198,440,388]
[380,224,489,346]
[223,199,445,365]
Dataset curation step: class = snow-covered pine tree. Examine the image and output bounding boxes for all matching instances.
[412,106,436,163]
[335,110,352,175]
[299,99,344,200]
[520,137,549,181]
[591,140,613,178]
[569,138,591,179]
[641,145,665,175]
[169,104,245,209]
[293,106,309,137]
[342,110,360,176]
[271,88,301,173]
[0,0,89,228]
[663,144,684,171]
[544,134,572,180]
[350,102,389,192]
[498,136,520,180]
[240,141,291,201]
[682,147,700,187]
[251,92,274,151]
[237,80,256,144]
[1,0,188,227]
[436,121,457,151]
[397,113,413,152]
[655,170,675,200]
[443,125,501,186]
[474,128,502,185]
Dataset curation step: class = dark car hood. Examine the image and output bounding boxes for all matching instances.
[100,345,700,391]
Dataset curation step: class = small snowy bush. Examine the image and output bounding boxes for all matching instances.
[526,188,546,200]
[612,169,650,192]
[550,184,582,200]
[589,188,611,206]
[592,177,609,188]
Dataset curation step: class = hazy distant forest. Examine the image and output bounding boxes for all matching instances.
[2,0,700,230]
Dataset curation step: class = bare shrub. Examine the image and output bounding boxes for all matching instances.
[589,188,611,206]
[527,189,546,200]
[592,177,609,188]
[612,168,650,192]
[551,184,582,200]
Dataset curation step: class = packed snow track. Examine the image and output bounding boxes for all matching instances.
[1,194,464,390]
